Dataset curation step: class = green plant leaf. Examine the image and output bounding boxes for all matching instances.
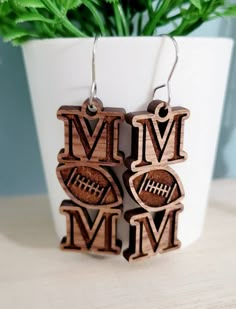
[220,5,236,16]
[81,0,107,35]
[0,2,11,16]
[14,0,45,8]
[105,0,118,3]
[41,0,87,36]
[0,0,236,44]
[56,0,82,11]
[15,12,54,23]
[190,0,202,10]
[3,29,38,42]
[12,35,36,45]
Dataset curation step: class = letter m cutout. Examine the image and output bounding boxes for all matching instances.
[57,104,124,165]
[126,101,190,171]
[60,200,122,254]
[123,204,183,262]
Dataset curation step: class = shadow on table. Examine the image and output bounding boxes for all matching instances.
[0,195,57,248]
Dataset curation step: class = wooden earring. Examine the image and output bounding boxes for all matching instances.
[56,38,125,255]
[123,36,190,262]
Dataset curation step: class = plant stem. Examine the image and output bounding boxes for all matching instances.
[137,13,143,36]
[113,3,124,36]
[117,3,129,36]
[170,4,202,35]
[42,0,87,37]
[1,0,236,43]
[30,7,56,38]
[82,0,107,36]
[147,0,154,17]
[142,0,172,35]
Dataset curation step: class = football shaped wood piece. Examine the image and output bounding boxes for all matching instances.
[57,163,122,209]
[123,166,184,212]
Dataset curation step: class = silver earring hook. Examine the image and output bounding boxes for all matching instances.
[153,35,179,104]
[89,36,98,112]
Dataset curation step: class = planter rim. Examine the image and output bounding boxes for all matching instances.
[22,36,234,47]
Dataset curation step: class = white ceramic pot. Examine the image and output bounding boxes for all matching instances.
[22,37,233,248]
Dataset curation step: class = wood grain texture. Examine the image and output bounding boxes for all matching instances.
[125,100,190,171]
[123,204,183,262]
[60,200,122,255]
[57,98,125,166]
[57,97,125,256]
[57,163,123,209]
[123,165,184,212]
[123,100,189,262]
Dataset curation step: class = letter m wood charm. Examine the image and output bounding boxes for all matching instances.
[60,201,122,254]
[123,204,183,261]
[57,98,125,255]
[126,100,190,171]
[57,98,124,166]
[123,100,190,262]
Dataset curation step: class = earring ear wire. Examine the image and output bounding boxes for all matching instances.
[89,36,98,111]
[153,35,179,103]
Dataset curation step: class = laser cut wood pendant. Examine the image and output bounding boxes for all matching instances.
[123,165,184,212]
[123,204,183,261]
[123,100,190,262]
[57,98,125,255]
[57,98,124,166]
[57,163,122,209]
[60,200,122,254]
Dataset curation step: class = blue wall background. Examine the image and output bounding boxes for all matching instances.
[0,39,46,195]
[213,19,236,178]
[0,19,235,196]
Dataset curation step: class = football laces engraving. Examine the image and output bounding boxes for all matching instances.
[138,173,177,202]
[66,167,111,203]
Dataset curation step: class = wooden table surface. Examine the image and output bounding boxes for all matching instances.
[0,180,235,309]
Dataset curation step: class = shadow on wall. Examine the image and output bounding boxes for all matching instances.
[0,40,46,196]
[214,19,236,178]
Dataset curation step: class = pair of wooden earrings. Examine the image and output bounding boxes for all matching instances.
[56,36,190,262]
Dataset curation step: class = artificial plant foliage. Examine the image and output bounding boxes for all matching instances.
[0,0,235,45]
